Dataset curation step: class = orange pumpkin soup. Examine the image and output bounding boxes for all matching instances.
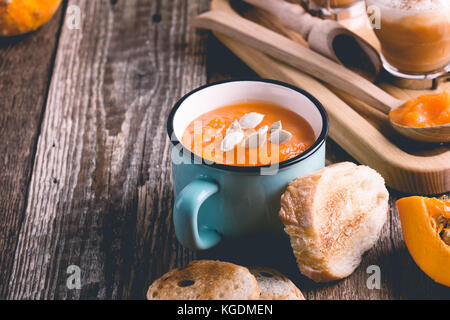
[181,102,316,166]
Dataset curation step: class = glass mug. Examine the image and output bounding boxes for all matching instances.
[366,0,450,75]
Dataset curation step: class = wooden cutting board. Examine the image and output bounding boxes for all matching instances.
[207,0,450,195]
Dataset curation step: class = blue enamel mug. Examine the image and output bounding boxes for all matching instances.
[167,79,329,250]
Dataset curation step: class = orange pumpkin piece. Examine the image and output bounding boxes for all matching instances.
[0,0,62,37]
[397,196,450,287]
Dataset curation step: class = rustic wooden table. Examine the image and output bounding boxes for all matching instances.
[0,0,449,300]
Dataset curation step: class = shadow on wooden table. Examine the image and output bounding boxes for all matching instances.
[196,232,329,293]
[0,34,32,48]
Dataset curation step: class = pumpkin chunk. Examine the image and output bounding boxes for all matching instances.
[397,196,450,287]
[0,0,62,36]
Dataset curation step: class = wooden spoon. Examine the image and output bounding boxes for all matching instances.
[241,0,382,82]
[190,10,450,143]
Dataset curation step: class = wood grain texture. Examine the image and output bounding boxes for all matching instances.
[5,0,208,300]
[0,5,65,298]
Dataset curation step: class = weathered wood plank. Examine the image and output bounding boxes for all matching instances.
[0,5,65,299]
[7,0,208,300]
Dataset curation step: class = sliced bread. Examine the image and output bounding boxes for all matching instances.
[279,162,389,282]
[249,267,305,300]
[147,260,260,300]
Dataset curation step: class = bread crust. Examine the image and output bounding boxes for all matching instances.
[279,162,389,282]
[147,260,260,300]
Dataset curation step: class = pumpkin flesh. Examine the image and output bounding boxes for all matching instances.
[397,196,450,287]
[0,0,62,36]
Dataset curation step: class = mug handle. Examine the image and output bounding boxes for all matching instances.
[173,179,221,250]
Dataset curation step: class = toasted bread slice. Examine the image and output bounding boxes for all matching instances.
[249,267,305,300]
[147,260,260,300]
[279,162,388,282]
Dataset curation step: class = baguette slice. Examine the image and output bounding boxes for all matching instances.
[249,267,305,300]
[279,162,388,282]
[147,260,260,300]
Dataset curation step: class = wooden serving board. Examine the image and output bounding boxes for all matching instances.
[209,0,450,195]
